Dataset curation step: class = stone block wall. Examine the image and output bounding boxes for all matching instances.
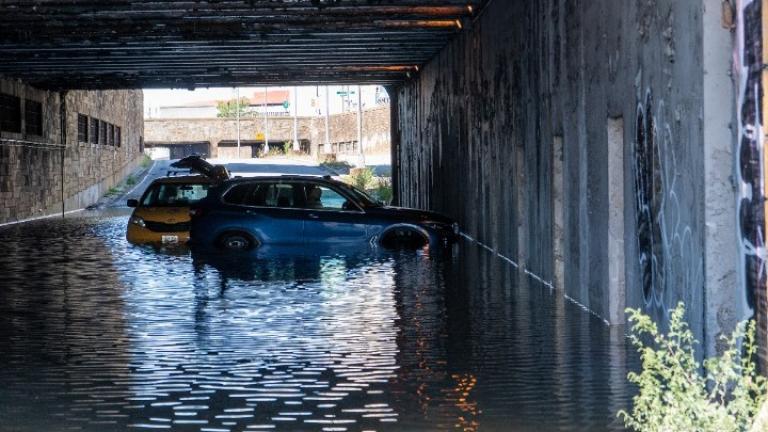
[393,0,743,357]
[144,105,390,159]
[307,106,391,155]
[0,78,144,224]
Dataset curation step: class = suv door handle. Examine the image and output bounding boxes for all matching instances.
[308,213,320,219]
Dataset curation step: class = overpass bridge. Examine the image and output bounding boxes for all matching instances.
[0,0,765,424]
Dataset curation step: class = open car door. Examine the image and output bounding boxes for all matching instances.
[171,155,230,181]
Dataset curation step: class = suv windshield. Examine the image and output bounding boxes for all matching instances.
[141,183,210,207]
[335,182,381,208]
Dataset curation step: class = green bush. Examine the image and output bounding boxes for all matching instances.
[125,175,136,186]
[105,186,121,197]
[140,154,152,168]
[350,167,374,191]
[216,97,250,118]
[266,145,283,157]
[619,303,766,432]
[374,178,393,205]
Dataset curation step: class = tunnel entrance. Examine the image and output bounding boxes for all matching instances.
[145,141,211,160]
[217,140,264,159]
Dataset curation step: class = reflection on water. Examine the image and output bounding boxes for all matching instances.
[0,211,636,431]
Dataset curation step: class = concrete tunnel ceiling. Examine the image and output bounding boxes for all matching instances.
[0,0,487,90]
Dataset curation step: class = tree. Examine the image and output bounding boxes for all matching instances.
[216,97,250,118]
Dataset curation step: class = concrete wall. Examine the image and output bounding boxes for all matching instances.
[0,78,144,224]
[308,107,391,156]
[394,0,743,355]
[144,105,390,159]
[733,0,766,364]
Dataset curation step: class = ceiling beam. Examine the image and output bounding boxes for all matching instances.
[0,0,485,89]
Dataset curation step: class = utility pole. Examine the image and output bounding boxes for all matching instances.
[357,85,364,167]
[263,87,269,155]
[293,86,299,152]
[324,85,330,155]
[236,87,241,159]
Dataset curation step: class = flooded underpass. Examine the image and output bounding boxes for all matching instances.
[0,211,637,432]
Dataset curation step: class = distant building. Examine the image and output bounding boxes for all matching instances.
[248,90,291,116]
[144,105,391,164]
[152,101,219,119]
[145,86,391,119]
[148,90,291,119]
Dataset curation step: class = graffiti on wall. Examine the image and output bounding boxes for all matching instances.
[634,92,664,304]
[632,89,703,313]
[735,0,765,327]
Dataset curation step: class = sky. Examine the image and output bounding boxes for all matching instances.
[143,87,251,108]
[143,85,387,117]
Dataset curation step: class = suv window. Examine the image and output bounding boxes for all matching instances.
[141,183,209,207]
[223,182,304,208]
[222,183,253,205]
[302,183,356,211]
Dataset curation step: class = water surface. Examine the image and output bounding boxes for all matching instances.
[0,211,636,431]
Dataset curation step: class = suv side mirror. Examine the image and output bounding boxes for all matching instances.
[126,199,139,208]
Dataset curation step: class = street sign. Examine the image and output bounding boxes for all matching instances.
[282,100,290,109]
[336,91,356,96]
[256,132,265,141]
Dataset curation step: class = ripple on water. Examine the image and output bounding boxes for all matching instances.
[0,212,636,431]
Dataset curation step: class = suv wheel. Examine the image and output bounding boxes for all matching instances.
[217,233,254,251]
[380,228,428,250]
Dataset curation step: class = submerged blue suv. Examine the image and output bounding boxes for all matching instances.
[189,176,459,251]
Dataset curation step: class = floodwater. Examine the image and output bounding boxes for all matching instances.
[0,210,637,432]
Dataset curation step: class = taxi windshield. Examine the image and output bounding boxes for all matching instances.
[141,183,209,207]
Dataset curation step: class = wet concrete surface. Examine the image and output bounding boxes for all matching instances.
[0,209,637,432]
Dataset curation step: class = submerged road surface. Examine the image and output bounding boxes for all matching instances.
[0,210,637,431]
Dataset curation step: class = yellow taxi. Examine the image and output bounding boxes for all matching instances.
[126,175,212,245]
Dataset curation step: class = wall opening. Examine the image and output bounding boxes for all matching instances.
[0,93,21,133]
[24,99,42,137]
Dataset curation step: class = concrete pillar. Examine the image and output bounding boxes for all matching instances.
[263,87,269,154]
[607,117,626,324]
[324,86,331,155]
[386,85,400,206]
[705,0,747,356]
[236,87,241,158]
[293,86,299,152]
[356,85,364,167]
[552,135,565,290]
[515,142,527,268]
